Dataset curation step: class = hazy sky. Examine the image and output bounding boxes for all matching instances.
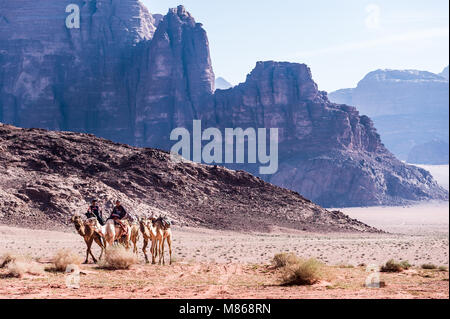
[142,0,449,92]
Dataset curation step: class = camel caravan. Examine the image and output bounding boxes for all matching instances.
[71,199,173,265]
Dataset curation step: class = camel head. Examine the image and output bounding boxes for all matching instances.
[71,215,85,236]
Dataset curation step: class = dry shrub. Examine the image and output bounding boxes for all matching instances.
[381,259,411,273]
[98,246,138,270]
[0,252,44,278]
[272,252,301,268]
[280,258,325,286]
[421,263,438,270]
[0,252,20,268]
[52,249,83,272]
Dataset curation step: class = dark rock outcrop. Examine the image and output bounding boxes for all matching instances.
[329,69,449,162]
[0,2,447,207]
[0,123,379,233]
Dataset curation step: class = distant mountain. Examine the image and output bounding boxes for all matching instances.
[329,69,449,163]
[407,140,449,165]
[440,66,449,80]
[215,77,233,90]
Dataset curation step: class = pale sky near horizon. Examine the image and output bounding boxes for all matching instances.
[142,0,449,92]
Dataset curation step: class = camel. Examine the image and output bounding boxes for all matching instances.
[71,215,105,264]
[123,220,140,254]
[88,218,131,250]
[139,218,159,264]
[153,216,173,265]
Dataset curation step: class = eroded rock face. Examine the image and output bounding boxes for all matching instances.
[0,2,447,207]
[0,1,214,148]
[0,123,378,233]
[209,62,448,207]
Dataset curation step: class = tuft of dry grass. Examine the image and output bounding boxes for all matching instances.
[280,258,325,286]
[52,249,83,272]
[381,259,411,273]
[421,263,438,270]
[0,252,44,278]
[272,252,301,268]
[98,246,138,270]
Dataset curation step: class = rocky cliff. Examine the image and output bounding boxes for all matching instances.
[209,62,447,207]
[329,69,449,163]
[0,1,214,148]
[0,123,379,233]
[0,1,448,207]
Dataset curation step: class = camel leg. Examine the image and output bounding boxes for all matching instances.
[133,237,138,254]
[94,235,104,261]
[142,238,149,264]
[151,239,157,265]
[85,237,96,264]
[83,238,90,264]
[159,238,165,265]
[168,236,172,265]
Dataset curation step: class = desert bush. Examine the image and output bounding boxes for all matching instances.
[381,259,411,273]
[272,252,301,268]
[0,252,20,268]
[6,260,44,278]
[0,252,44,278]
[421,263,438,270]
[280,258,325,286]
[438,266,448,272]
[98,246,138,270]
[52,249,83,272]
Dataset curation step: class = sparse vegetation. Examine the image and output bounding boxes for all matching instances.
[381,259,411,273]
[98,246,138,270]
[52,249,83,272]
[280,258,325,286]
[0,252,44,278]
[421,263,438,270]
[272,252,300,268]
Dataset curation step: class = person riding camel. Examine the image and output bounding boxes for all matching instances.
[108,200,128,236]
[86,200,105,226]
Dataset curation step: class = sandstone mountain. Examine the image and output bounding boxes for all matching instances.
[0,123,379,233]
[0,1,447,207]
[329,69,449,164]
[207,62,447,207]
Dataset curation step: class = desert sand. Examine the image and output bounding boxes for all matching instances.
[0,165,448,299]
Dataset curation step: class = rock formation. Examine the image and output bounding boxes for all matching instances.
[329,69,449,163]
[0,123,379,233]
[0,1,447,207]
[209,62,447,207]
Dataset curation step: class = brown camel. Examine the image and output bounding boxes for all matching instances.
[122,220,140,254]
[139,218,158,264]
[153,217,173,265]
[71,215,105,264]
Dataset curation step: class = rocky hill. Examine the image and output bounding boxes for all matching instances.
[0,124,379,233]
[0,1,447,207]
[329,69,449,163]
